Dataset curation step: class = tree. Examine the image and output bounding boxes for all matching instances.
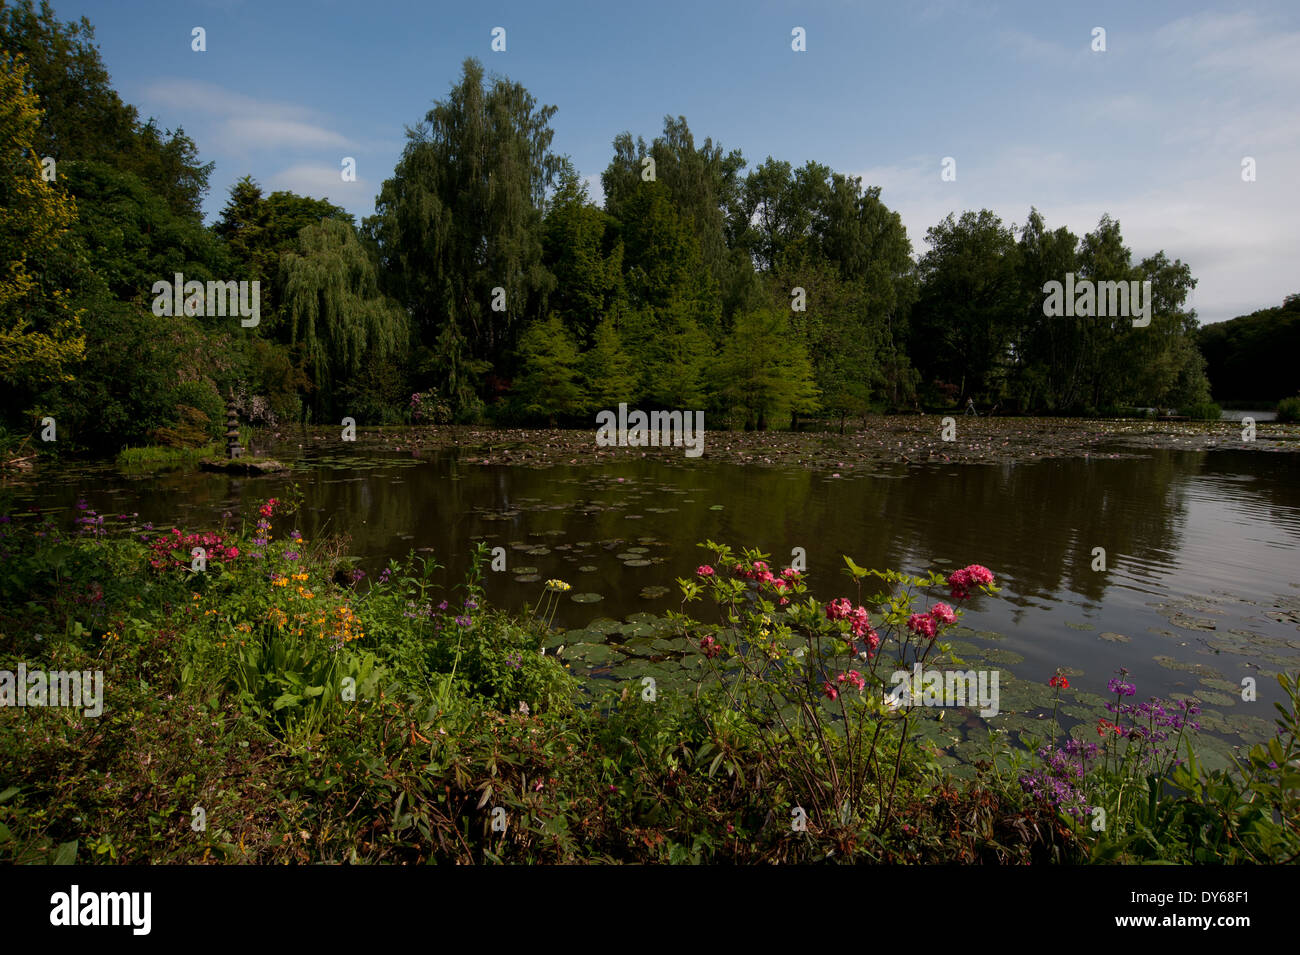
[214,176,353,339]
[714,307,820,429]
[279,219,408,418]
[602,116,750,321]
[365,57,560,393]
[729,158,831,273]
[581,317,638,412]
[514,315,587,425]
[910,210,1020,404]
[0,52,85,391]
[0,0,212,219]
[1197,295,1300,402]
[542,163,624,348]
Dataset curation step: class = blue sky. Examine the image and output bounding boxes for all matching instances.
[48,0,1300,324]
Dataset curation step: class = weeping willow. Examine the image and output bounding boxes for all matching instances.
[279,219,408,415]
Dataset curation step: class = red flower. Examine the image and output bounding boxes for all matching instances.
[1049,674,1069,689]
[1097,718,1123,737]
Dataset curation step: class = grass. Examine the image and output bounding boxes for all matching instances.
[115,442,220,474]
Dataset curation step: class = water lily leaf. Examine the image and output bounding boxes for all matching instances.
[1098,632,1130,643]
[578,565,598,573]
[570,592,603,604]
[639,585,671,599]
[513,574,541,583]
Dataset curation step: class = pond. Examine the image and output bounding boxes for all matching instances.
[9,437,1299,770]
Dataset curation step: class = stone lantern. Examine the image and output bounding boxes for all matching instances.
[226,395,243,459]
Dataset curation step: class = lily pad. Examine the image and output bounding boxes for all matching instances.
[639,585,671,599]
[570,592,603,604]
[622,559,653,568]
[513,574,541,583]
[1098,632,1130,643]
[578,565,599,573]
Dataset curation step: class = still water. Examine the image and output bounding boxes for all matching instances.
[11,441,1300,755]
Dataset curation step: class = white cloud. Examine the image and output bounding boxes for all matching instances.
[141,79,353,151]
[268,163,369,206]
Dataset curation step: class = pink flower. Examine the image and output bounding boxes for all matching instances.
[823,682,839,701]
[836,670,866,692]
[781,568,800,579]
[947,564,995,601]
[929,602,956,626]
[907,613,937,639]
[697,565,715,577]
[225,546,239,559]
[826,597,853,621]
[848,606,873,637]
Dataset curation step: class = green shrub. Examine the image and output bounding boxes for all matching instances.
[1180,401,1222,420]
[1276,396,1300,423]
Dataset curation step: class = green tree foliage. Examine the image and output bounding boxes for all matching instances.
[513,315,587,424]
[365,57,560,390]
[0,0,212,219]
[542,164,624,348]
[1197,294,1300,403]
[60,160,230,304]
[910,210,1022,404]
[602,116,751,320]
[214,175,353,339]
[279,219,408,418]
[581,317,638,412]
[0,51,85,393]
[714,307,820,430]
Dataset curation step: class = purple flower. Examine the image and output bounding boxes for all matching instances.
[455,615,471,627]
[464,598,478,610]
[438,600,448,611]
[1108,677,1136,697]
[284,551,299,561]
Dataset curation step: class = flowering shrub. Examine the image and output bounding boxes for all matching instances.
[147,527,239,570]
[672,541,999,836]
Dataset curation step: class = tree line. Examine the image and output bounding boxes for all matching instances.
[1,0,1242,453]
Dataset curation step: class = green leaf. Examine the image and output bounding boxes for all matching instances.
[842,555,869,578]
[51,840,78,865]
